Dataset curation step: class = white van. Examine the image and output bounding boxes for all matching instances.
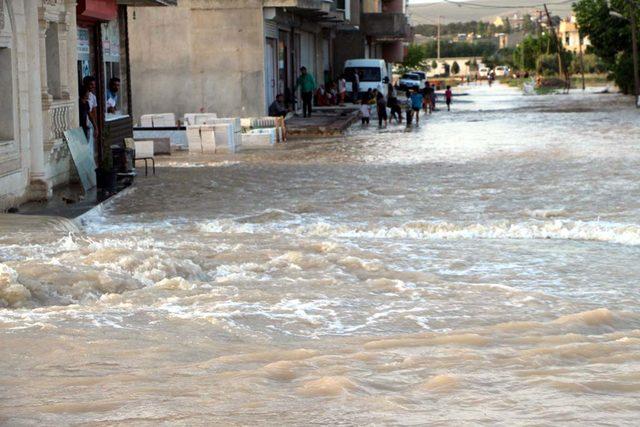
[343,59,390,99]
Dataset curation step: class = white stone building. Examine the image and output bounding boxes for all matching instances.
[1,0,79,210]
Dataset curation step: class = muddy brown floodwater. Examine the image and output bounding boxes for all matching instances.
[1,84,640,425]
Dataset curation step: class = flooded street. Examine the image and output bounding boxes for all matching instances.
[2,84,640,425]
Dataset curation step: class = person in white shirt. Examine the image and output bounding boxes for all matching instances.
[82,76,98,140]
[338,75,346,105]
[359,100,370,126]
[106,77,120,114]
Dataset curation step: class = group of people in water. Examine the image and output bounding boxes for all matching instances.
[359,81,453,128]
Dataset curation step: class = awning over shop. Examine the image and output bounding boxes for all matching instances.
[116,0,177,5]
[77,0,118,22]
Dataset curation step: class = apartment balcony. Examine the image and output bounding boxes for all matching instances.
[361,12,411,41]
[264,0,346,22]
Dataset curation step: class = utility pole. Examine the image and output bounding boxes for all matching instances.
[579,35,586,91]
[544,4,569,91]
[437,16,441,59]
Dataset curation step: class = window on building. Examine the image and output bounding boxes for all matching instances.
[345,67,381,82]
[101,19,127,116]
[0,47,14,141]
[565,35,571,46]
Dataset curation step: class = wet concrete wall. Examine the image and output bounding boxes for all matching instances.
[127,0,266,123]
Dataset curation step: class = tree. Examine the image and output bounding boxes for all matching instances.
[422,40,498,58]
[451,61,461,75]
[431,59,438,70]
[513,34,557,71]
[504,17,512,34]
[573,0,638,94]
[402,44,427,71]
[522,14,534,34]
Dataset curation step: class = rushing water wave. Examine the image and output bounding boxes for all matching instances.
[1,84,640,425]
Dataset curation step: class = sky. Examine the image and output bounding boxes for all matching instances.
[407,0,575,24]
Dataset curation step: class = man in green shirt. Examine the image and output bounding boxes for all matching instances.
[295,66,316,118]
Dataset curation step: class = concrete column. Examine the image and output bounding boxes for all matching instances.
[65,1,79,125]
[24,0,51,200]
[38,18,51,103]
[57,21,69,99]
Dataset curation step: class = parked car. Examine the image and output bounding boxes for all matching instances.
[412,71,427,82]
[495,66,509,77]
[344,59,390,99]
[399,73,423,90]
[478,67,491,79]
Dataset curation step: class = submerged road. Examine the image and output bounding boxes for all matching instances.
[1,84,640,425]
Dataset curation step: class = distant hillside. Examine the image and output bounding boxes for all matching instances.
[407,1,574,25]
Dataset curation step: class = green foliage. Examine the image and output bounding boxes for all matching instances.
[402,44,428,71]
[421,40,498,58]
[451,61,461,75]
[537,53,559,75]
[513,34,565,72]
[431,59,438,69]
[573,0,639,94]
[465,58,479,71]
[522,14,535,34]
[570,53,607,74]
[414,20,512,38]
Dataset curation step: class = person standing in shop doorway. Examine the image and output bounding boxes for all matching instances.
[106,77,120,114]
[82,76,98,141]
[295,66,316,118]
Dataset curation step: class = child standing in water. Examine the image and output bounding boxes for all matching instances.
[445,85,452,111]
[410,88,424,127]
[404,90,413,127]
[359,100,371,126]
[376,92,388,128]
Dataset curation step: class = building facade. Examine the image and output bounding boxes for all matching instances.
[127,0,354,121]
[559,15,590,54]
[0,0,173,211]
[127,0,411,123]
[334,0,411,76]
[1,0,79,210]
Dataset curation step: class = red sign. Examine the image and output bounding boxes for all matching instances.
[77,0,118,22]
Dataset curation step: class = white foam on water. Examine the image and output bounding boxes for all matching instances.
[295,219,640,246]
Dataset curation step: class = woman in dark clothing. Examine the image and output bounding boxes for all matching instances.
[387,83,402,124]
[376,92,388,127]
[79,88,91,139]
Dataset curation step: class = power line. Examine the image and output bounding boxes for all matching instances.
[440,0,574,9]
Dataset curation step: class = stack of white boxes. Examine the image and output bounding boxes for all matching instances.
[140,113,177,128]
[238,117,283,149]
[183,113,218,126]
[241,128,277,148]
[186,126,205,153]
[185,118,242,154]
[205,118,241,153]
[200,125,216,154]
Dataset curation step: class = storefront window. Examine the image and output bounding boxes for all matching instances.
[77,27,94,89]
[101,19,127,117]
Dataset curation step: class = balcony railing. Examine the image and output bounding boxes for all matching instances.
[361,12,411,41]
[43,99,74,144]
[264,0,346,22]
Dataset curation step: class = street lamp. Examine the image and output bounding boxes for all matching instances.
[610,4,640,108]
